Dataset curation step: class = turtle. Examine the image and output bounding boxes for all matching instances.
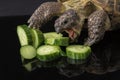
[27,0,120,46]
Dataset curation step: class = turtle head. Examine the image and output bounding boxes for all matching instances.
[54,9,83,41]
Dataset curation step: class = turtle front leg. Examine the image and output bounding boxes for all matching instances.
[84,10,110,46]
[28,2,65,29]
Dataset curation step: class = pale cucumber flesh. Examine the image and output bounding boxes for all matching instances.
[45,37,69,46]
[20,45,36,59]
[44,32,69,46]
[17,25,32,46]
[37,45,61,61]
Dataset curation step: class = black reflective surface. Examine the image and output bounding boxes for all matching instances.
[2,16,120,80]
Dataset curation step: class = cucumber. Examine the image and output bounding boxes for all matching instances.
[45,37,69,46]
[20,45,36,59]
[43,32,63,38]
[17,25,32,46]
[31,29,44,48]
[44,32,69,46]
[37,45,61,62]
[66,45,91,60]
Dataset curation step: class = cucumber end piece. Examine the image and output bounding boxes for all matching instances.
[17,25,32,46]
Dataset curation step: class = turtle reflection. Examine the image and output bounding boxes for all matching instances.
[22,29,120,77]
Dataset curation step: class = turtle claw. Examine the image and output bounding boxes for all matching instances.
[28,22,34,28]
[84,38,96,46]
[28,21,40,29]
[27,2,63,29]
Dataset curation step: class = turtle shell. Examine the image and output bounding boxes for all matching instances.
[58,0,69,3]
[94,0,120,15]
[93,0,120,30]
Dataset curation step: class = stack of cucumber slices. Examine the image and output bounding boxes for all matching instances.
[17,25,91,63]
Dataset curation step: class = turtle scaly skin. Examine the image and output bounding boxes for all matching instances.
[28,0,120,46]
[28,2,65,29]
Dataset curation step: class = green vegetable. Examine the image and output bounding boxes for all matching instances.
[44,32,69,46]
[66,45,91,60]
[31,29,44,48]
[17,24,93,66]
[37,45,61,61]
[17,25,32,46]
[20,45,36,59]
[45,37,69,46]
[43,32,63,38]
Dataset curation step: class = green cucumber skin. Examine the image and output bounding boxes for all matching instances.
[58,37,69,46]
[66,45,91,60]
[37,52,60,62]
[44,32,69,46]
[17,25,33,46]
[66,50,88,60]
[45,37,69,46]
[31,29,44,48]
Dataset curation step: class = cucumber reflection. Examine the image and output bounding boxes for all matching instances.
[21,45,120,77]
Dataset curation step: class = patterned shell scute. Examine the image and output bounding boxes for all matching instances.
[96,0,120,13]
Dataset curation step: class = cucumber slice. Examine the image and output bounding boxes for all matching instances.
[20,45,36,59]
[44,32,69,46]
[31,29,44,48]
[37,45,61,62]
[43,32,63,39]
[17,25,32,46]
[66,45,91,60]
[45,37,69,46]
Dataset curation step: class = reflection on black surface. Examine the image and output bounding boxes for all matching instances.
[57,57,86,77]
[17,16,120,78]
[2,16,120,80]
[22,34,120,77]
[22,57,86,77]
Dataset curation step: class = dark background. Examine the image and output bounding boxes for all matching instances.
[1,0,120,80]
